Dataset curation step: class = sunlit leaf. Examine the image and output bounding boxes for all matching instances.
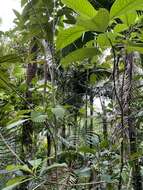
[110,0,143,19]
[119,11,139,26]
[77,8,110,32]
[62,0,97,19]
[6,119,28,130]
[114,24,128,33]
[56,26,85,50]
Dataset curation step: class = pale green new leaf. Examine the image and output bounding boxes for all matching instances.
[110,0,143,19]
[62,0,97,19]
[31,111,47,123]
[61,48,100,67]
[6,164,24,171]
[6,164,33,174]
[77,8,110,32]
[6,119,28,130]
[56,26,85,50]
[52,105,66,119]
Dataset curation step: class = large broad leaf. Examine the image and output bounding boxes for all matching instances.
[62,0,97,19]
[31,111,47,123]
[52,105,66,119]
[56,9,109,50]
[61,48,100,67]
[56,26,85,50]
[77,8,110,32]
[119,11,139,26]
[110,0,143,19]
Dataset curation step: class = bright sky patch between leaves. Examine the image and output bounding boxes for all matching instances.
[0,0,21,31]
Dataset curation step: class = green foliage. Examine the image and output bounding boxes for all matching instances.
[61,47,100,67]
[77,8,110,32]
[6,119,29,130]
[52,105,66,119]
[6,164,32,174]
[31,111,47,123]
[0,0,143,190]
[0,54,21,64]
[110,0,143,19]
[40,163,67,175]
[56,26,85,50]
[62,0,97,18]
[127,43,143,54]
[119,11,139,26]
[57,2,110,51]
[21,0,27,7]
[97,33,111,47]
[114,24,128,33]
[2,177,31,190]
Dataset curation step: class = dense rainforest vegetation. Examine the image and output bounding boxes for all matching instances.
[0,0,143,189]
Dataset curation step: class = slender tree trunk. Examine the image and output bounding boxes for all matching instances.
[100,96,108,143]
[90,90,94,134]
[47,131,51,165]
[21,38,38,160]
[61,124,66,150]
[74,111,78,147]
[124,53,142,190]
